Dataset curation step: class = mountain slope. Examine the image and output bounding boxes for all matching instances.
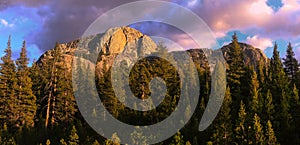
[37,26,268,73]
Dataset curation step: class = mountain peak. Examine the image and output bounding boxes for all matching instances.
[221,42,268,68]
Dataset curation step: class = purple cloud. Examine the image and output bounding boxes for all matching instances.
[1,0,300,54]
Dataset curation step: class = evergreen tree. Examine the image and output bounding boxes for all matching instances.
[227,32,245,99]
[170,132,185,145]
[251,114,265,144]
[257,60,266,85]
[226,33,246,122]
[55,56,77,124]
[283,42,299,87]
[105,133,121,145]
[40,42,77,127]
[264,90,275,122]
[42,43,60,128]
[92,140,100,145]
[59,138,67,145]
[210,87,233,144]
[0,35,18,127]
[269,42,291,144]
[249,71,261,115]
[291,85,300,143]
[234,101,249,145]
[68,125,79,145]
[15,40,37,127]
[265,120,278,145]
[269,42,290,105]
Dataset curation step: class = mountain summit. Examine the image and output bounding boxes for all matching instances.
[37,26,268,72]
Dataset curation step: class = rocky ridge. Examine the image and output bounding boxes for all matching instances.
[37,26,269,72]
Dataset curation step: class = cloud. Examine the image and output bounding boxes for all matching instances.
[0,18,14,27]
[0,0,47,10]
[1,0,300,53]
[187,0,198,7]
[194,0,300,40]
[25,0,137,51]
[246,35,273,51]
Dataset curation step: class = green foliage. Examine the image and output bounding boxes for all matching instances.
[227,32,245,98]
[252,114,265,144]
[265,120,278,145]
[15,40,37,127]
[234,101,249,145]
[283,42,300,87]
[249,71,261,115]
[264,90,275,122]
[105,133,120,145]
[210,87,233,144]
[170,132,185,145]
[0,35,18,127]
[68,125,79,145]
[0,35,299,145]
[59,138,67,145]
[92,140,100,145]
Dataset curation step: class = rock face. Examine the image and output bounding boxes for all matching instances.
[181,43,269,71]
[37,26,158,73]
[37,26,269,73]
[221,42,268,67]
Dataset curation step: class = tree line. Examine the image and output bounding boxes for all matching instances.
[0,34,299,144]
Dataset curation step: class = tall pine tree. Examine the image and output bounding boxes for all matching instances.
[15,40,37,127]
[227,32,245,99]
[283,42,299,88]
[269,42,293,144]
[210,87,233,144]
[234,100,249,145]
[251,114,265,144]
[0,35,18,127]
[265,120,278,145]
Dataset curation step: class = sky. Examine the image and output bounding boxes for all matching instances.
[0,0,300,63]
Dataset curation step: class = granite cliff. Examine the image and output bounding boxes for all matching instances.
[37,26,269,73]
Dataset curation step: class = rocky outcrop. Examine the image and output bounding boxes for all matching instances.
[181,43,269,71]
[37,26,158,72]
[221,42,269,68]
[37,26,269,74]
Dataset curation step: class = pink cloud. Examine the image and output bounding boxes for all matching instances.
[246,35,273,51]
[193,0,300,40]
[170,34,199,49]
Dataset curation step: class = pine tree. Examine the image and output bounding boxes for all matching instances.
[265,120,278,145]
[170,132,185,145]
[269,42,291,143]
[227,32,245,99]
[291,85,300,143]
[249,71,261,115]
[42,43,61,128]
[55,56,77,124]
[257,60,266,85]
[59,138,67,145]
[41,42,77,127]
[15,40,37,127]
[264,90,275,122]
[68,125,79,145]
[226,33,246,122]
[234,100,249,145]
[251,113,265,144]
[269,42,290,105]
[210,87,233,144]
[0,35,18,126]
[283,42,299,87]
[105,133,121,145]
[92,140,100,145]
